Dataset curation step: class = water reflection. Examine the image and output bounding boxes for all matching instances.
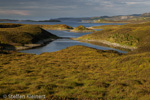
[20,39,127,54]
[19,23,127,54]
[47,30,92,38]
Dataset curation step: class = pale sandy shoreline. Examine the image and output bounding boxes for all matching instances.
[73,39,137,51]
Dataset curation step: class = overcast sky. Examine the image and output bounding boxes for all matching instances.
[0,0,150,20]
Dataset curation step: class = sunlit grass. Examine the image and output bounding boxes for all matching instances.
[77,22,150,52]
[1,45,150,99]
[0,23,58,50]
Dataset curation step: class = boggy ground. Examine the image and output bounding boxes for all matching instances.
[1,45,150,99]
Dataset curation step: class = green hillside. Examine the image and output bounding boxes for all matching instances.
[0,23,58,50]
[76,22,150,53]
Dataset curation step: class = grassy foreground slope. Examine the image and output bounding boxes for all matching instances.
[0,23,58,50]
[77,22,150,52]
[1,45,150,99]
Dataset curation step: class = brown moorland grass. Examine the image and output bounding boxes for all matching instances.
[76,22,150,53]
[91,24,122,30]
[0,23,59,50]
[0,45,150,99]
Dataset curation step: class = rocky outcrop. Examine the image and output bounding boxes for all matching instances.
[70,25,95,32]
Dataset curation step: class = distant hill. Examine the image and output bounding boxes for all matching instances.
[53,14,143,23]
[0,19,37,22]
[0,19,18,22]
[0,19,61,22]
[81,13,150,23]
[1,12,150,23]
[53,13,149,23]
[141,13,150,17]
[38,19,61,22]
[55,17,91,22]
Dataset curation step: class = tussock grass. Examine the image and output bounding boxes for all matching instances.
[0,23,21,28]
[92,25,122,29]
[77,22,150,52]
[0,23,58,49]
[0,45,150,99]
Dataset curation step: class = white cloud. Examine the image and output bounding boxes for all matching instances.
[125,1,150,5]
[0,10,31,16]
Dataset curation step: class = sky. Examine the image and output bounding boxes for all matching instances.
[0,0,150,20]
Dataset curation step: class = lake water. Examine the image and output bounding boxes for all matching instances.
[0,21,124,27]
[0,21,127,54]
[20,29,127,54]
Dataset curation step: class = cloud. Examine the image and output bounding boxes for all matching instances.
[0,10,31,16]
[125,1,150,5]
[0,0,150,19]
